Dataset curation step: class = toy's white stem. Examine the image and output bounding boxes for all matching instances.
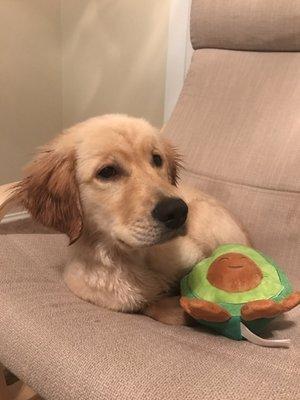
[241,323,291,348]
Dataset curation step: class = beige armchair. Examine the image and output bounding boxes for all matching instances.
[0,1,299,399]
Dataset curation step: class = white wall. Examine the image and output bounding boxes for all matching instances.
[164,0,192,122]
[0,0,62,184]
[0,0,171,185]
[61,0,171,128]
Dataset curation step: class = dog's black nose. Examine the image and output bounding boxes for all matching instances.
[152,197,188,229]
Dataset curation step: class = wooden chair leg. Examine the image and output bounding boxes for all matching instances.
[0,364,40,400]
[0,364,11,400]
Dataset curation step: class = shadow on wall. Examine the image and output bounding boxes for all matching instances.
[62,0,171,128]
[0,0,170,184]
[0,0,62,184]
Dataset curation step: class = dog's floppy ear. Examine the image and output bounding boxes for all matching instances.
[163,139,182,186]
[12,141,83,244]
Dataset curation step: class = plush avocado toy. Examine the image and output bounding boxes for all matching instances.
[180,244,300,347]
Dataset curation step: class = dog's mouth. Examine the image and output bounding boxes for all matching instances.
[116,223,187,250]
[153,224,187,244]
[116,238,133,250]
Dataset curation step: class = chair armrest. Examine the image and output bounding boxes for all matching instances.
[0,182,20,222]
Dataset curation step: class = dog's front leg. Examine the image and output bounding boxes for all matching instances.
[143,296,196,326]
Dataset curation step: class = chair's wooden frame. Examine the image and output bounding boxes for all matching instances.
[0,182,18,220]
[0,365,40,400]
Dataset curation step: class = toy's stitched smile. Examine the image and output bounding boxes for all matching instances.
[219,255,250,269]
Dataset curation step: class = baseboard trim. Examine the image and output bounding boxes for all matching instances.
[0,210,30,224]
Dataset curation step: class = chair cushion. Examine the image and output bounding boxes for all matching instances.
[0,230,299,400]
[191,0,300,51]
[164,49,300,274]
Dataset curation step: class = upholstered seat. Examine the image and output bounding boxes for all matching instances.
[0,230,299,400]
[0,1,299,399]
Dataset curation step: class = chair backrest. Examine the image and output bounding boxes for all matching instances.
[164,0,300,277]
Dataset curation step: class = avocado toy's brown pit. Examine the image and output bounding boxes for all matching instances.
[207,253,263,293]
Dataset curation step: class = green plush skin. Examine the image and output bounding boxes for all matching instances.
[181,244,293,340]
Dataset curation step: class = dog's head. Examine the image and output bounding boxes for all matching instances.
[12,115,188,248]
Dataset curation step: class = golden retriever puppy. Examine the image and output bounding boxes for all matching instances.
[9,115,249,324]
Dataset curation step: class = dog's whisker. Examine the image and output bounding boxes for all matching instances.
[132,224,154,230]
[132,230,157,237]
[132,233,159,241]
[131,223,161,231]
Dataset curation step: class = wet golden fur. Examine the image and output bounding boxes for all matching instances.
[10,115,249,321]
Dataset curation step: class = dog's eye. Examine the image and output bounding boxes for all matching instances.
[152,154,163,168]
[96,165,118,180]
